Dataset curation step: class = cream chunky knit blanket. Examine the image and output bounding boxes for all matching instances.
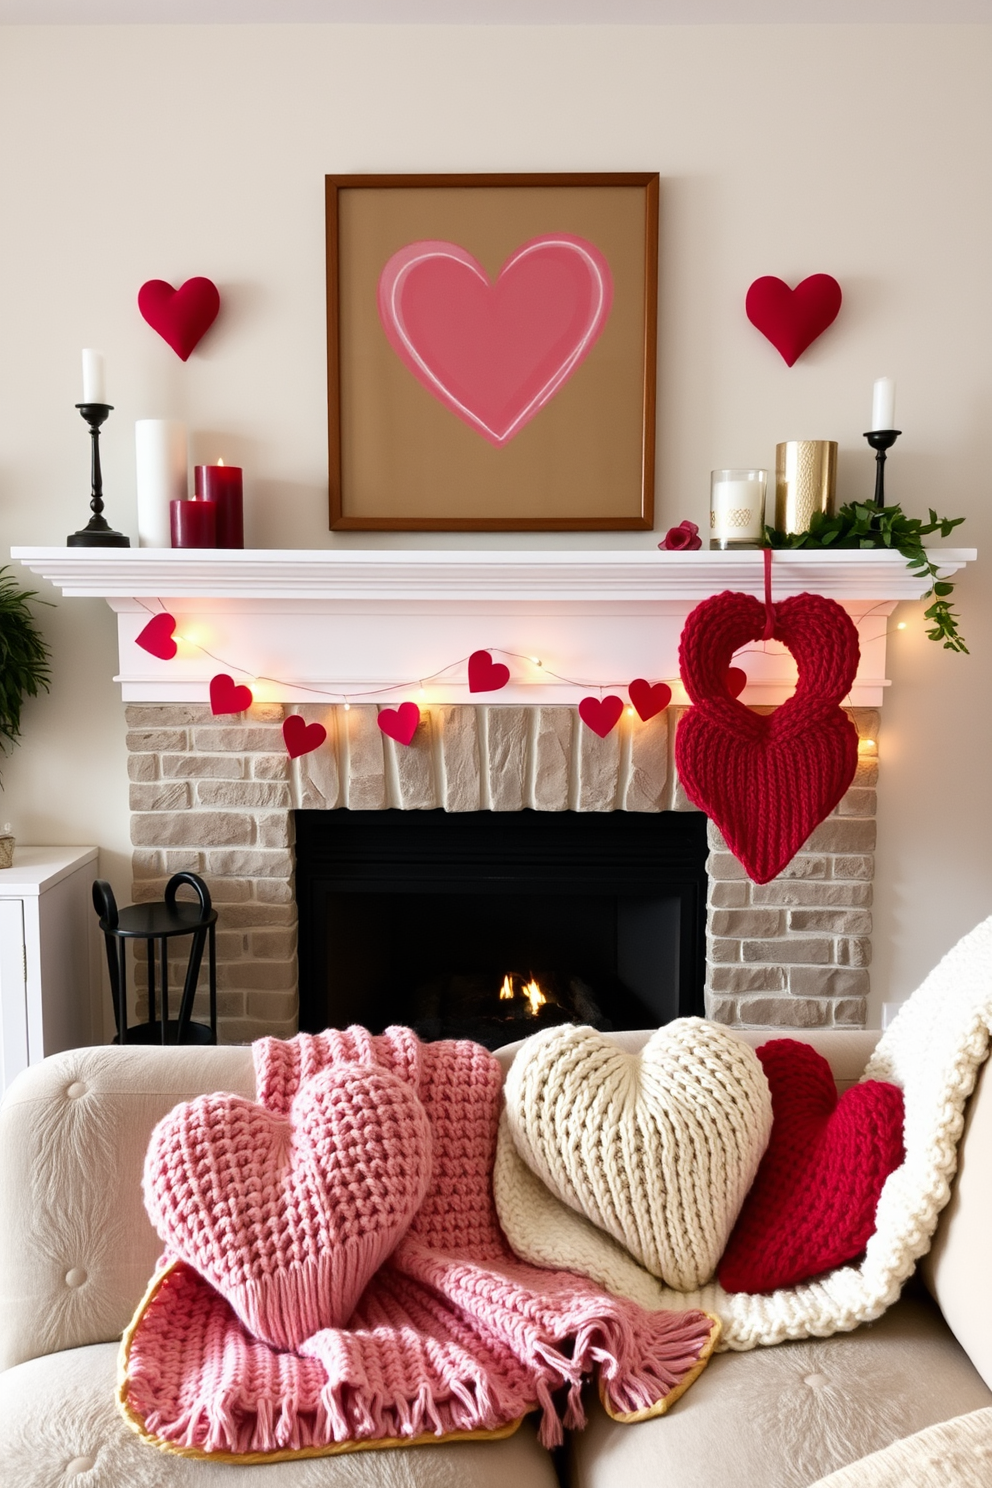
[495,916,992,1351]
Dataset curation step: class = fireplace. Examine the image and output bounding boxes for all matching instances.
[295,808,708,1047]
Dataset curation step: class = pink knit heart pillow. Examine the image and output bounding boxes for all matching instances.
[143,1064,432,1350]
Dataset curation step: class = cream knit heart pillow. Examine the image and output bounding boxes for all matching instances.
[503,1019,773,1291]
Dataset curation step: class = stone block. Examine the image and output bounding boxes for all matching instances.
[126,729,187,753]
[206,849,293,878]
[854,760,879,788]
[254,753,292,782]
[707,965,787,994]
[131,850,163,879]
[787,908,873,935]
[789,966,869,999]
[624,712,667,812]
[831,856,874,881]
[751,881,872,908]
[670,777,700,813]
[251,927,297,959]
[776,855,828,880]
[804,818,877,854]
[837,937,872,967]
[837,788,877,817]
[346,708,387,811]
[706,938,741,964]
[161,754,246,780]
[127,754,158,782]
[710,908,783,938]
[742,938,832,965]
[248,702,285,722]
[488,707,528,811]
[291,707,339,809]
[832,998,868,1026]
[218,958,297,991]
[247,990,299,1024]
[255,879,293,904]
[393,710,438,810]
[217,1016,290,1045]
[162,850,204,873]
[736,997,828,1028]
[707,882,749,908]
[215,930,249,959]
[257,813,292,848]
[125,705,211,727]
[131,811,255,849]
[215,992,246,1019]
[131,879,169,903]
[706,853,749,881]
[129,782,192,813]
[706,821,727,851]
[193,727,283,753]
[576,712,622,812]
[434,705,482,812]
[218,903,296,929]
[705,995,738,1025]
[532,708,571,812]
[197,780,292,809]
[206,879,253,903]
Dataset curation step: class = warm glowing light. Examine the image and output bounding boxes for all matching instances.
[217,457,225,466]
[499,975,514,1001]
[523,979,546,1017]
[530,657,542,667]
[627,706,635,716]
[897,622,907,630]
[419,686,426,698]
[858,737,878,758]
[343,701,351,712]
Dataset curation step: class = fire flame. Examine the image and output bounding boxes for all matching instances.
[522,979,546,1017]
[499,974,514,1001]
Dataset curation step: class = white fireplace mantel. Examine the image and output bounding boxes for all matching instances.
[11,546,977,707]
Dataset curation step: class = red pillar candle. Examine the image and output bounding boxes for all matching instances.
[193,462,244,548]
[170,498,216,548]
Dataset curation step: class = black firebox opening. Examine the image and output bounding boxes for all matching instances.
[295,808,708,1048]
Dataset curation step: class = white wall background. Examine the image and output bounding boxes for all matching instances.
[0,23,989,1021]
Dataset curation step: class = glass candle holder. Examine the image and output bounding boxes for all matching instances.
[709,469,768,550]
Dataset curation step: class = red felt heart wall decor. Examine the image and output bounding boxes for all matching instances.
[135,612,178,660]
[628,679,671,722]
[138,277,221,361]
[675,590,860,883]
[745,274,842,366]
[377,702,421,746]
[578,696,624,738]
[209,674,254,716]
[718,1039,905,1293]
[283,715,327,759]
[468,649,510,693]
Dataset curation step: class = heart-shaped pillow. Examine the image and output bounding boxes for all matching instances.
[138,277,221,361]
[143,1064,432,1350]
[676,590,860,883]
[503,1019,773,1291]
[718,1040,905,1293]
[745,274,842,366]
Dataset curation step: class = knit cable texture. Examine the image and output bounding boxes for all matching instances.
[675,589,860,883]
[120,1026,719,1459]
[495,915,992,1351]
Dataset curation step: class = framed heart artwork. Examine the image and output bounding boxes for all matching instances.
[326,173,659,530]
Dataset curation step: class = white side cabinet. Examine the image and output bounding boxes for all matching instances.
[0,846,102,1097]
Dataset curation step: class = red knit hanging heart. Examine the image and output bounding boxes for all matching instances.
[745,274,842,367]
[377,702,421,746]
[675,590,860,883]
[138,277,221,361]
[628,679,671,722]
[209,673,253,716]
[578,695,624,738]
[468,649,510,693]
[135,612,178,660]
[718,1040,905,1293]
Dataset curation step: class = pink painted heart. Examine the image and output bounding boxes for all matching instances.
[283,715,327,760]
[135,611,177,661]
[468,649,510,693]
[209,673,253,716]
[745,274,842,367]
[378,235,613,447]
[628,678,672,722]
[578,695,624,738]
[138,276,221,361]
[143,1065,433,1350]
[377,701,421,746]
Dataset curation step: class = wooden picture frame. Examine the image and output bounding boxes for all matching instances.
[326,172,658,531]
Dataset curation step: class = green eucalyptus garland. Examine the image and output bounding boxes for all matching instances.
[0,567,52,769]
[766,502,968,654]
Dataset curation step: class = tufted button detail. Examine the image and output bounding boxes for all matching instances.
[66,1081,87,1100]
[65,1267,87,1289]
[64,1456,96,1477]
[803,1372,827,1389]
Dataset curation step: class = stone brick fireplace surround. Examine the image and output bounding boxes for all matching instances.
[126,699,879,1043]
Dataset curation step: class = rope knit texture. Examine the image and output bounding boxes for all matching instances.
[805,1406,992,1488]
[502,1019,773,1290]
[120,1026,719,1459]
[717,1039,906,1294]
[494,916,992,1351]
[675,589,860,883]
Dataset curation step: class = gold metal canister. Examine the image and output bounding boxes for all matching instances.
[775,441,838,534]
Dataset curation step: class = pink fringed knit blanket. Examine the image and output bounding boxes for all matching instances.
[119,1028,719,1461]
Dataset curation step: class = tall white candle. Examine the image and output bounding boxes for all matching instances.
[81,349,105,404]
[135,420,188,548]
[871,377,896,431]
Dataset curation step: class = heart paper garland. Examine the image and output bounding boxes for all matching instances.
[209,674,254,716]
[283,715,327,760]
[135,612,178,660]
[628,679,671,722]
[745,274,842,367]
[468,649,510,693]
[578,695,624,738]
[377,702,421,746]
[138,277,221,361]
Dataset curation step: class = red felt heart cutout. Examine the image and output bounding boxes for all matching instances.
[377,701,421,746]
[138,277,221,361]
[283,715,327,760]
[726,666,747,699]
[143,1065,433,1350]
[135,612,178,661]
[745,274,842,367]
[209,673,253,716]
[578,695,624,738]
[628,679,672,722]
[468,649,510,693]
[675,591,859,883]
[718,1040,905,1293]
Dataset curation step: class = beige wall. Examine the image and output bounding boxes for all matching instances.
[0,23,989,1022]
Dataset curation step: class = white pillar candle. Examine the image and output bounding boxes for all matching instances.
[871,377,896,431]
[709,469,767,548]
[81,349,105,404]
[135,420,188,548]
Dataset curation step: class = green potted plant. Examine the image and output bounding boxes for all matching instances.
[0,567,52,865]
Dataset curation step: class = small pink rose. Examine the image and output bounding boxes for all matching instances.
[659,520,702,552]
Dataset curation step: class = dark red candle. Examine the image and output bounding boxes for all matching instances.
[170,498,216,549]
[193,462,244,548]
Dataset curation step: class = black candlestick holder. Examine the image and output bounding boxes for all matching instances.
[863,428,901,510]
[67,403,130,548]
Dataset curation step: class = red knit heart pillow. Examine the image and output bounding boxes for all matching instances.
[718,1040,905,1294]
[745,275,842,366]
[675,590,860,883]
[143,1064,432,1350]
[138,277,221,361]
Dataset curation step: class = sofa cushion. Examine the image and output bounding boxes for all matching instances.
[0,1342,561,1488]
[568,1291,992,1488]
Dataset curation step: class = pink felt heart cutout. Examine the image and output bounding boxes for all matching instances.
[745,274,842,367]
[283,715,327,759]
[377,702,421,746]
[138,277,221,361]
[468,649,510,693]
[143,1065,433,1350]
[578,695,624,738]
[378,235,613,447]
[209,673,253,716]
[719,1039,905,1293]
[628,679,671,722]
[135,612,178,661]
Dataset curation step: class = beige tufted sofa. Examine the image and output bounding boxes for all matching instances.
[1,1027,991,1488]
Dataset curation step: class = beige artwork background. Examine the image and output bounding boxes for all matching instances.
[330,181,654,528]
